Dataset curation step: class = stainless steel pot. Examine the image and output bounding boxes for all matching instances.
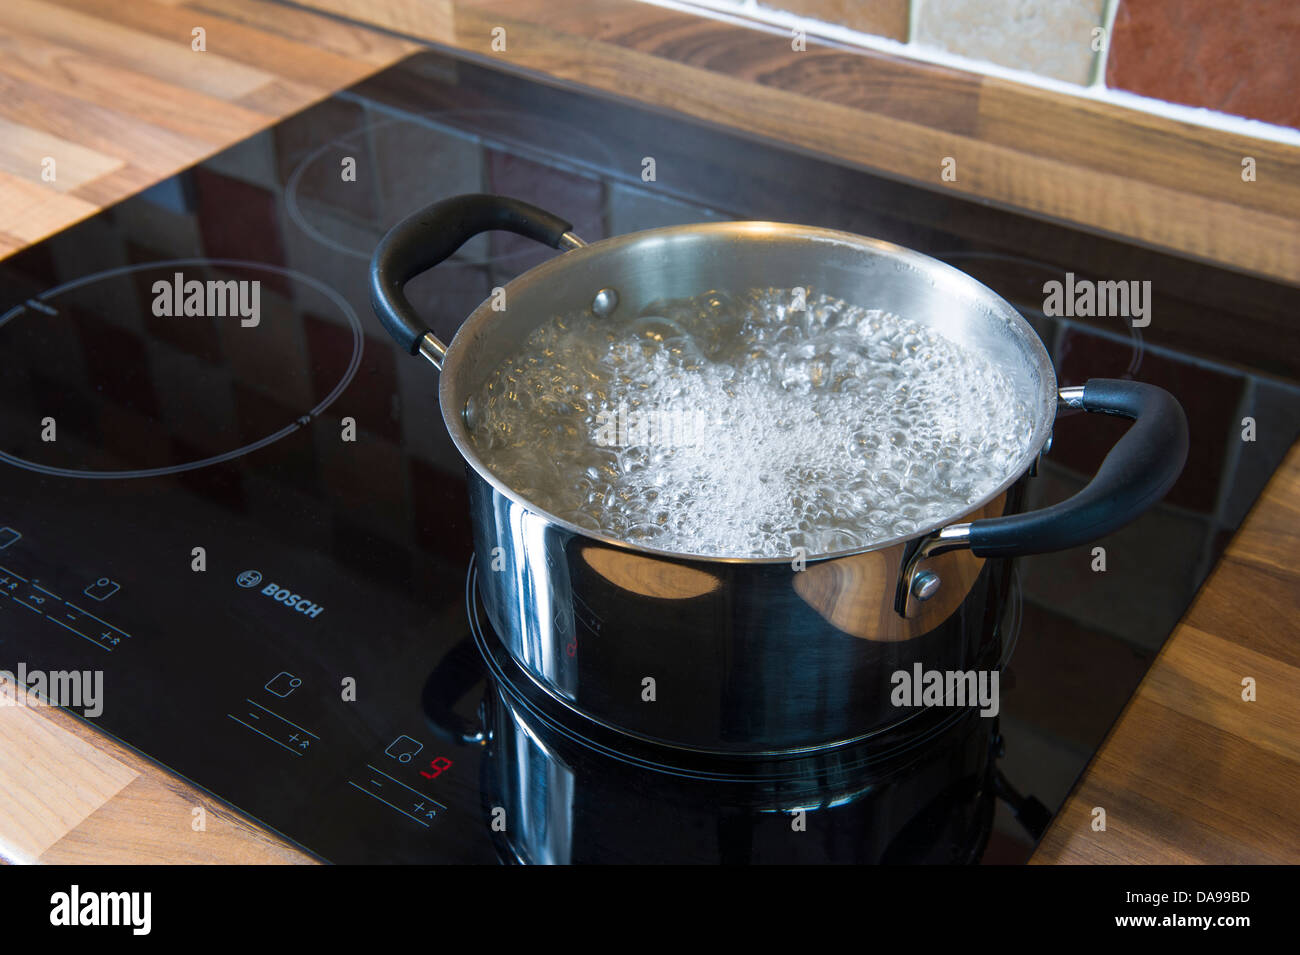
[372,194,1188,756]
[423,614,998,864]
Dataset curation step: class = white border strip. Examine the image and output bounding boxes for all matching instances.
[644,0,1300,147]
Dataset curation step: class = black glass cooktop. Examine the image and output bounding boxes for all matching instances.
[2,50,1298,864]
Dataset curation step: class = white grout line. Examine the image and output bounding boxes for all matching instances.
[1089,0,1121,88]
[643,0,1300,146]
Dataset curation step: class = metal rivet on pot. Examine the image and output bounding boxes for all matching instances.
[592,288,619,318]
[911,570,941,601]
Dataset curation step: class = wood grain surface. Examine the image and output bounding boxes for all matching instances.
[0,0,416,257]
[0,0,1296,865]
[1033,443,1300,864]
[0,702,315,864]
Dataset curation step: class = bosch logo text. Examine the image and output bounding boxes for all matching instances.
[258,581,324,619]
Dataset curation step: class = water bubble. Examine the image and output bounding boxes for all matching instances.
[468,287,1032,558]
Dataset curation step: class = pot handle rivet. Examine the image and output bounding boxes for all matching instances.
[911,570,942,601]
[592,287,619,318]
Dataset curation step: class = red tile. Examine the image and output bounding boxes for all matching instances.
[1107,0,1300,128]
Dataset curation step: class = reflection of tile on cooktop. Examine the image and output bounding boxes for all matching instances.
[49,215,138,284]
[76,307,162,420]
[145,345,235,456]
[318,427,408,543]
[373,115,484,230]
[219,290,315,417]
[1219,377,1300,528]
[21,368,99,452]
[608,182,731,235]
[984,804,1035,864]
[303,310,357,381]
[192,168,289,293]
[1003,600,1151,750]
[485,148,605,274]
[0,241,59,300]
[136,275,224,365]
[274,96,367,184]
[322,332,400,444]
[97,402,162,473]
[1054,327,1244,513]
[203,127,278,190]
[403,262,492,349]
[1018,462,1212,649]
[994,713,1090,813]
[409,455,473,563]
[231,381,318,487]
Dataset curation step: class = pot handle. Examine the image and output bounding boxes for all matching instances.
[968,378,1188,557]
[898,378,1186,615]
[369,193,583,364]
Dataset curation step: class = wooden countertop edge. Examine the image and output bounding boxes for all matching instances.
[0,702,318,865]
[1030,440,1300,865]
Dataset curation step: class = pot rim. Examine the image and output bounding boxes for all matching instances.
[438,221,1058,566]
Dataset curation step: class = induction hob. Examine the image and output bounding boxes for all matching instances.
[2,50,1297,864]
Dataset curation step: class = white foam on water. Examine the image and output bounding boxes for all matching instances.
[468,288,1033,558]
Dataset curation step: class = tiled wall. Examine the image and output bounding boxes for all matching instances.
[1106,0,1300,130]
[671,0,1300,128]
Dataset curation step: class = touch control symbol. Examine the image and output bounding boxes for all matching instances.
[0,528,20,550]
[384,735,423,763]
[83,577,119,601]
[265,671,302,697]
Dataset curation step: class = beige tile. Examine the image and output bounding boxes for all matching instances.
[913,0,1107,85]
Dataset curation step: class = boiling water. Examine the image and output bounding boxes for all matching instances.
[467,288,1034,558]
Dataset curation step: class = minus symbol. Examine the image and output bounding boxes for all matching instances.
[25,299,57,315]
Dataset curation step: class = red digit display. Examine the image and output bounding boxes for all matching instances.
[420,756,453,779]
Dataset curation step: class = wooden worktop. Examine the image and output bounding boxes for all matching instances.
[1033,442,1300,864]
[0,0,1297,865]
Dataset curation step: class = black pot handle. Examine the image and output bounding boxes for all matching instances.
[968,378,1188,557]
[898,378,1187,616]
[369,193,579,359]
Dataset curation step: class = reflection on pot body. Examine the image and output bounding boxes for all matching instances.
[470,472,1020,753]
[470,629,998,864]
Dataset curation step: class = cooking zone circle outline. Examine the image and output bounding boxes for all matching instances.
[0,258,363,480]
